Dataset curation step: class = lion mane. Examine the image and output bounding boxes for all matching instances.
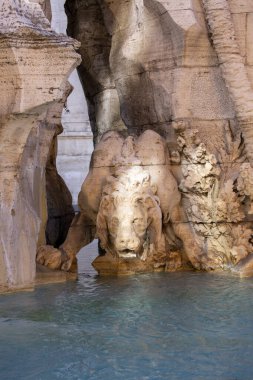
[96,166,166,261]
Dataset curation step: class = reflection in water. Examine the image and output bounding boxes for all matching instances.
[1,272,253,379]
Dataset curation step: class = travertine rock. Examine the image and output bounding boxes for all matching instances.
[202,0,253,165]
[3,0,253,285]
[65,0,126,142]
[38,126,253,276]
[65,0,232,139]
[175,121,253,271]
[51,0,253,276]
[31,0,52,21]
[0,0,80,291]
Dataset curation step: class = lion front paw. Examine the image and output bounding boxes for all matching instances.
[60,259,72,272]
[36,245,62,270]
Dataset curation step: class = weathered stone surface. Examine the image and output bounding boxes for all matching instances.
[31,0,52,21]
[65,0,223,138]
[65,0,126,142]
[56,0,253,277]
[0,0,80,291]
[3,0,253,285]
[39,127,253,275]
[202,0,253,165]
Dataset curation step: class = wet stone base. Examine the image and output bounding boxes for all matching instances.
[36,264,77,286]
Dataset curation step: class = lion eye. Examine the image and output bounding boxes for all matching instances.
[133,218,142,224]
[111,217,119,225]
[132,218,146,234]
[109,218,119,236]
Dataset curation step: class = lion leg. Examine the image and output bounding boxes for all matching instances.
[37,245,62,270]
[37,213,96,272]
[60,212,96,271]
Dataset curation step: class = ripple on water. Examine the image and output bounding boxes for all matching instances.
[0,272,253,380]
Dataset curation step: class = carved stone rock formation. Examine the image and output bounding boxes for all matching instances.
[41,0,253,277]
[0,0,79,291]
[65,0,234,140]
[2,0,253,289]
[175,122,253,273]
[39,128,253,277]
[202,0,253,165]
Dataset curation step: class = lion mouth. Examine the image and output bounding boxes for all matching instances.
[118,249,137,259]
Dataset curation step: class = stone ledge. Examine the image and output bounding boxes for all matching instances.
[35,264,77,285]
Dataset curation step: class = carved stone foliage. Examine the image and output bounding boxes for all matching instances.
[175,122,253,271]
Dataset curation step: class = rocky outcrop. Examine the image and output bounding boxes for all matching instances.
[0,0,79,292]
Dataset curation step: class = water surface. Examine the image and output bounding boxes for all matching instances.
[1,271,253,380]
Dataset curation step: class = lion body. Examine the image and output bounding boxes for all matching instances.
[38,130,201,273]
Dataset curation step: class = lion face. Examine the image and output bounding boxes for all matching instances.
[96,166,165,261]
[96,192,163,261]
[106,199,150,259]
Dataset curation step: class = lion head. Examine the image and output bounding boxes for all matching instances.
[96,166,165,261]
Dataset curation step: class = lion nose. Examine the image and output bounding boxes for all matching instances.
[118,236,139,250]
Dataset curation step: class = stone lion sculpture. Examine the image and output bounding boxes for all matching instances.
[37,130,202,274]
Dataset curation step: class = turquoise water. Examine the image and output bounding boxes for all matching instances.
[1,272,253,380]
